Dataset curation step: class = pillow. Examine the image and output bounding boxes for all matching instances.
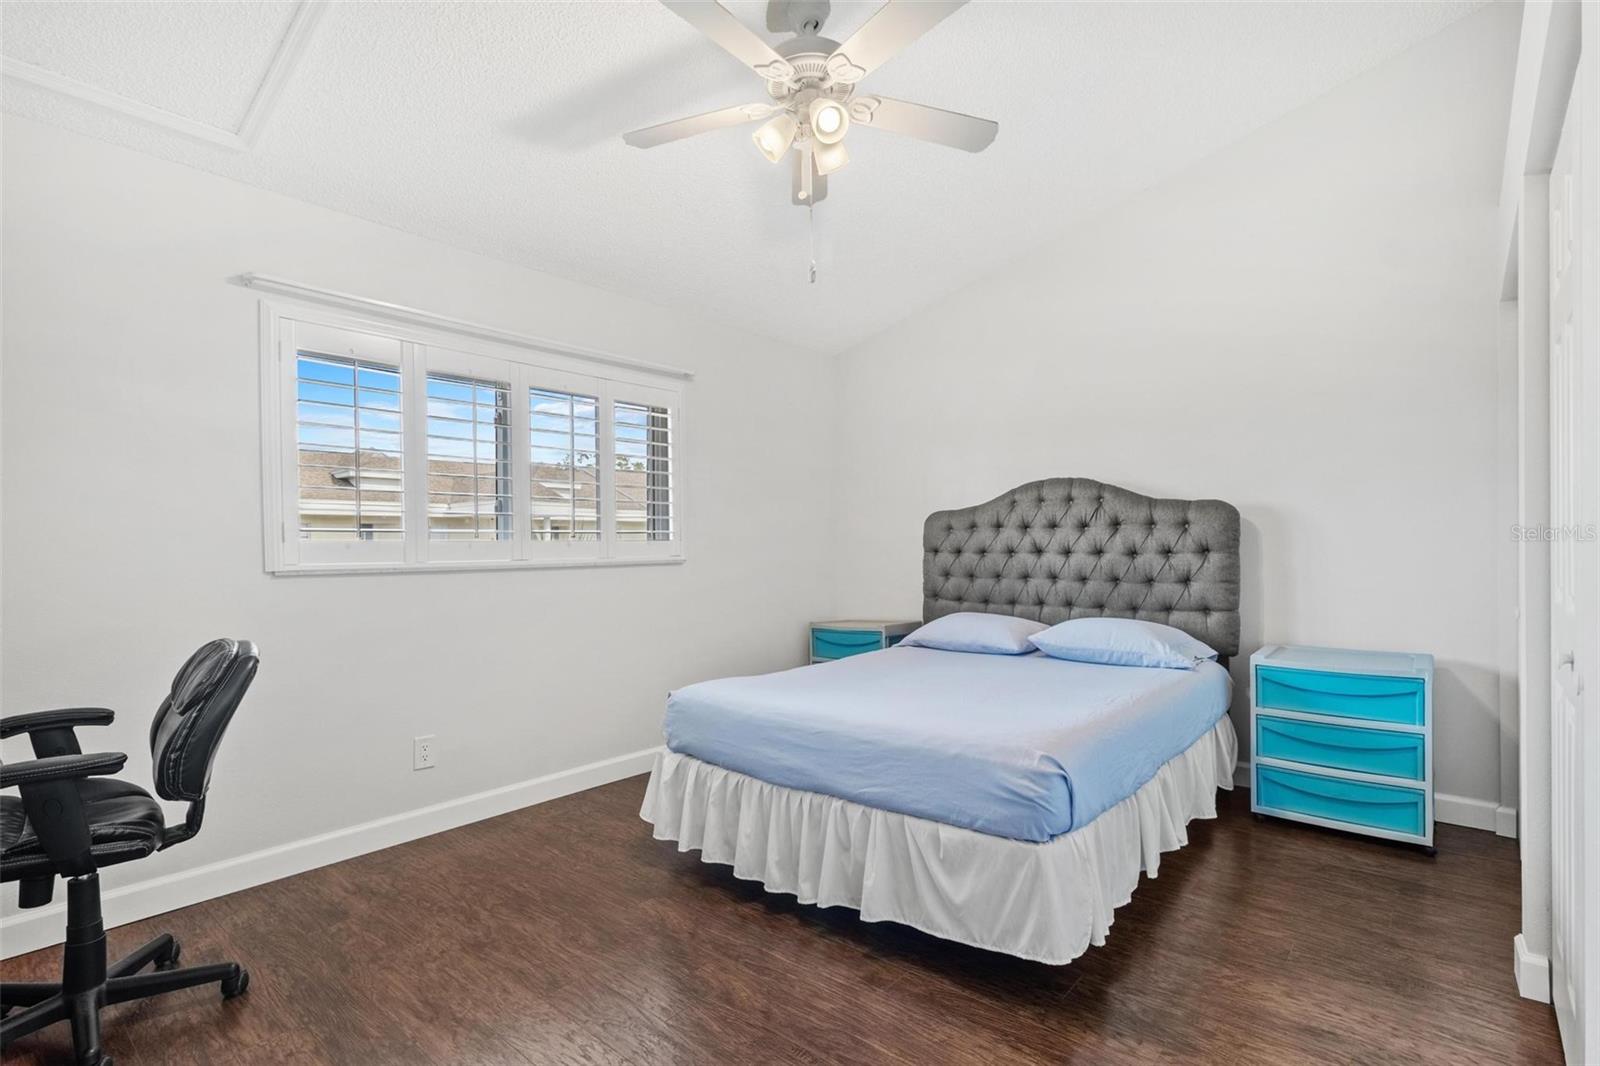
[899,613,1048,655]
[1028,618,1218,670]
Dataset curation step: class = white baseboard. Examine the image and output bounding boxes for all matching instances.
[0,746,662,960]
[1235,761,1512,834]
[1434,792,1501,832]
[1514,933,1552,1002]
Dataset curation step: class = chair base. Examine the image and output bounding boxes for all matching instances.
[0,876,248,1066]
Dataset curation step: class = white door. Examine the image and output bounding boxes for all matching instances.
[1549,61,1595,1066]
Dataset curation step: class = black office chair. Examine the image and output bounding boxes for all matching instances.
[1,639,259,1066]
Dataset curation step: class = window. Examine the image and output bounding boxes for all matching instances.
[530,387,598,541]
[426,372,511,542]
[261,298,685,573]
[613,399,673,543]
[295,354,404,542]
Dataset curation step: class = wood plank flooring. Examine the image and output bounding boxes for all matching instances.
[0,780,1563,1065]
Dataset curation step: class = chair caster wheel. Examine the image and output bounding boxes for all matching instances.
[78,1052,111,1066]
[222,968,250,1000]
[156,938,181,971]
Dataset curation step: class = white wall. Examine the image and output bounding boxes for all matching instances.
[829,4,1520,813]
[0,117,836,938]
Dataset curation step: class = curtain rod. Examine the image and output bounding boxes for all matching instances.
[232,273,695,381]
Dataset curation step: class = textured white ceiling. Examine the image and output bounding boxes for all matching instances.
[2,0,1486,352]
[1,0,296,130]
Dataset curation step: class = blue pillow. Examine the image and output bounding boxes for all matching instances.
[1029,618,1218,670]
[900,613,1047,655]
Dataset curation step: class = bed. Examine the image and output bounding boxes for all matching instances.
[640,477,1242,964]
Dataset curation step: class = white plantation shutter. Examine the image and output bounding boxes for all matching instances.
[265,303,684,572]
[425,372,512,541]
[295,354,405,540]
[282,320,407,567]
[613,392,674,546]
[529,386,599,541]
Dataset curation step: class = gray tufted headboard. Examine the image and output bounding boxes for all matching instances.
[923,478,1241,657]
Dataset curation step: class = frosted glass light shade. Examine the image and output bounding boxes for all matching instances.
[753,113,798,163]
[808,98,849,145]
[813,139,849,176]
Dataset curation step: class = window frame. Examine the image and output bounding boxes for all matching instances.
[418,345,519,565]
[525,365,606,563]
[259,297,686,575]
[278,319,408,569]
[609,381,680,559]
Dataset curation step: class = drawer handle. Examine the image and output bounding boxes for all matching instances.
[1265,675,1417,698]
[1267,776,1417,808]
[1261,725,1418,753]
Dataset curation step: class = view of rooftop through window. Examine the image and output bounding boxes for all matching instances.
[530,387,598,540]
[281,321,681,566]
[615,400,672,542]
[295,354,403,541]
[426,373,512,541]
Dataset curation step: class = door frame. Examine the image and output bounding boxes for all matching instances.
[1515,172,1554,1005]
[1547,59,1594,1064]
[1575,11,1600,1063]
[1502,0,1584,1013]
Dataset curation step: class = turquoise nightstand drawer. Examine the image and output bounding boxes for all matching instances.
[811,628,883,660]
[1255,666,1425,726]
[1256,715,1425,781]
[1256,765,1426,837]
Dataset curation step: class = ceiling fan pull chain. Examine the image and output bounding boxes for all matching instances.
[809,201,818,284]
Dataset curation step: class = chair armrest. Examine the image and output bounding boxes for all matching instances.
[2,751,127,877]
[0,708,115,739]
[0,752,127,789]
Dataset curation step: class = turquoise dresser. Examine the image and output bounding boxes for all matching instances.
[809,620,919,663]
[1250,644,1435,852]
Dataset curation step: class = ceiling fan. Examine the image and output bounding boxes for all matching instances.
[623,0,997,207]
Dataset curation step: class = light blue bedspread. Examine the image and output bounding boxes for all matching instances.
[664,647,1231,843]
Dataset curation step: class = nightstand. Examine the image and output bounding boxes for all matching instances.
[809,620,919,663]
[1250,644,1435,852]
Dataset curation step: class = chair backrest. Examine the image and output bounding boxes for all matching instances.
[148,639,259,803]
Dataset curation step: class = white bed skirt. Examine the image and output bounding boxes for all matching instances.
[640,715,1238,965]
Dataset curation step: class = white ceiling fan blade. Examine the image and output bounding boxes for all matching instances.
[824,0,967,84]
[623,103,777,148]
[660,1,796,82]
[849,96,996,152]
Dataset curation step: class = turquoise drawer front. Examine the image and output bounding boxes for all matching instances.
[1256,666,1425,726]
[1256,715,1425,781]
[812,628,883,660]
[1256,765,1426,837]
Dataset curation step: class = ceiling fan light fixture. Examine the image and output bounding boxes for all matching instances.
[631,0,997,214]
[753,112,798,163]
[813,138,849,176]
[808,98,850,145]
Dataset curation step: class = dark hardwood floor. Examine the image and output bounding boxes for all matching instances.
[1,779,1563,1065]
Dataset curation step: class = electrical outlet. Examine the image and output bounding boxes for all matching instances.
[413,735,436,771]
